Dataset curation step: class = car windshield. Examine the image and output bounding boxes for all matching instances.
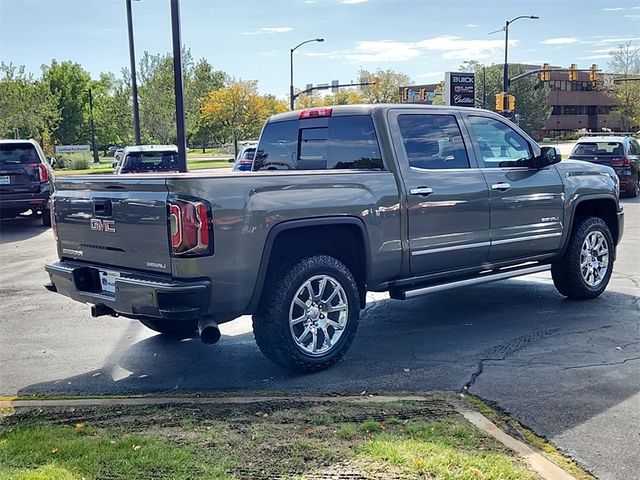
[572,142,624,156]
[121,151,178,172]
[0,143,39,166]
[242,148,256,160]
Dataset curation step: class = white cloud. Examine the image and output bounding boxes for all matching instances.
[305,0,317,3]
[632,6,640,9]
[260,27,293,33]
[540,37,578,45]
[603,7,625,10]
[624,14,640,18]
[577,54,612,60]
[341,0,368,3]
[416,72,444,79]
[466,23,478,28]
[593,36,640,45]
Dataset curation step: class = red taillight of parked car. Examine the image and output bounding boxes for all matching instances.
[611,157,631,167]
[168,197,213,257]
[299,107,332,119]
[26,163,49,183]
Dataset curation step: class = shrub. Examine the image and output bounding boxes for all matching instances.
[70,157,91,170]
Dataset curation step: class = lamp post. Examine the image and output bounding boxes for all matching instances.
[290,37,324,110]
[170,0,187,172]
[489,15,539,98]
[87,89,99,164]
[126,0,141,145]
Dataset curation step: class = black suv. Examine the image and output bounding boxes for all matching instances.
[0,140,54,226]
[569,135,640,197]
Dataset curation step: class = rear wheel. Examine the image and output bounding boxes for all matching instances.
[551,216,614,299]
[628,175,640,198]
[253,255,360,372]
[139,318,198,339]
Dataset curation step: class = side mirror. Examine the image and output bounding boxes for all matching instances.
[47,156,56,167]
[228,158,235,163]
[535,146,562,168]
[112,161,117,169]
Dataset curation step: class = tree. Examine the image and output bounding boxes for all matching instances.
[359,68,412,103]
[42,60,92,145]
[0,63,60,143]
[608,42,640,131]
[201,79,287,156]
[295,89,365,108]
[91,72,134,151]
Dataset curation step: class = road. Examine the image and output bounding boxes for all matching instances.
[1,196,638,480]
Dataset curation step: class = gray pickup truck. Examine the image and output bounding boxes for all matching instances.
[45,105,624,372]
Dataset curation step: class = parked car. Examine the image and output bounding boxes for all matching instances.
[233,143,258,171]
[0,139,54,226]
[45,105,623,372]
[569,135,640,197]
[113,149,124,163]
[114,145,179,174]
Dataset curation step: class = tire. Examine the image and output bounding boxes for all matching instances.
[139,318,198,339]
[552,216,614,300]
[41,208,52,227]
[627,175,639,198]
[253,255,360,372]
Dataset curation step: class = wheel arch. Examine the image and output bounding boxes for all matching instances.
[246,217,371,313]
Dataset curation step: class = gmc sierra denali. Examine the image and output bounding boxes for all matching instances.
[45,105,624,372]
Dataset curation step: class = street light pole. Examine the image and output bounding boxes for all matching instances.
[170,0,187,172]
[88,89,99,164]
[499,15,539,96]
[126,0,141,145]
[289,37,324,110]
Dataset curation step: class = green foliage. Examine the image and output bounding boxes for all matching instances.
[608,42,640,130]
[0,63,60,141]
[360,419,382,433]
[69,157,91,170]
[359,67,412,103]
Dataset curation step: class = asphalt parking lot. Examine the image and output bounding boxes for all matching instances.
[1,196,638,480]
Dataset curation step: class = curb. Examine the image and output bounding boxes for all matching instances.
[1,394,577,480]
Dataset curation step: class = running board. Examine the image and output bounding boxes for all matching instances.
[391,264,551,300]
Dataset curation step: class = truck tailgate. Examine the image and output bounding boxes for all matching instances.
[53,176,172,275]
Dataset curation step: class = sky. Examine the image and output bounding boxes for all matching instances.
[1,0,639,98]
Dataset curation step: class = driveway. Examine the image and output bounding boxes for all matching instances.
[1,197,638,479]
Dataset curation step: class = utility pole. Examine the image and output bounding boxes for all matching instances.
[170,0,187,172]
[290,38,324,110]
[88,89,99,164]
[126,0,141,144]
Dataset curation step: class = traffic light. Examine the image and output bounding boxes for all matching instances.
[507,95,516,112]
[539,63,551,82]
[589,64,599,86]
[419,88,426,102]
[495,92,506,111]
[568,63,578,82]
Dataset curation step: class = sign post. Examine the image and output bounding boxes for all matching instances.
[444,72,475,107]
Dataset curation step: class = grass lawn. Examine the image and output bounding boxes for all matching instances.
[0,399,543,480]
[54,158,231,176]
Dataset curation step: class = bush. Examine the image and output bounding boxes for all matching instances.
[69,157,91,170]
[52,155,68,169]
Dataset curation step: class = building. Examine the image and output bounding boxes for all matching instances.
[544,68,624,137]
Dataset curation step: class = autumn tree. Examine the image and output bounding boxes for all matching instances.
[359,68,412,103]
[608,42,640,131]
[202,80,287,155]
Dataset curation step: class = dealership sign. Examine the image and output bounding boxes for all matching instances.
[55,145,90,153]
[444,72,475,107]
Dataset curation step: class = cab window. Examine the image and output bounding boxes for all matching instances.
[467,116,533,168]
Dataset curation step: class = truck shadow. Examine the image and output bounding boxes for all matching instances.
[17,276,639,440]
[0,214,49,243]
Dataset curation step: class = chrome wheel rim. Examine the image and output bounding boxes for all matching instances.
[289,275,349,356]
[580,231,609,287]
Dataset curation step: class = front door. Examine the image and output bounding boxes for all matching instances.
[389,110,491,276]
[463,114,565,262]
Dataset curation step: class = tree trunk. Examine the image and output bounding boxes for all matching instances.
[202,139,205,154]
[232,130,238,158]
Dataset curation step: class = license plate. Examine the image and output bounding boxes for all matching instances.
[99,270,120,294]
[0,176,10,185]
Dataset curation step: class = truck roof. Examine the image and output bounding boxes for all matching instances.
[268,103,491,123]
[0,139,39,146]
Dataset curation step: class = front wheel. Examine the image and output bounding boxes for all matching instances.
[552,216,614,300]
[253,255,360,372]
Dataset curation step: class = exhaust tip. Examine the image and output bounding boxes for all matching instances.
[198,317,221,345]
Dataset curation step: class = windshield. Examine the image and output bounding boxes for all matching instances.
[572,142,624,156]
[0,143,39,166]
[121,151,178,172]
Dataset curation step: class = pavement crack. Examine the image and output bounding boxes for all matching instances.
[562,356,640,370]
[461,357,506,392]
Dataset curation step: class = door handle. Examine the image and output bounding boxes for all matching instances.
[491,182,511,192]
[409,187,434,196]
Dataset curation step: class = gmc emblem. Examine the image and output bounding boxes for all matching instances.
[90,218,116,232]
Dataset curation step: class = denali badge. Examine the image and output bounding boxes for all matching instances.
[62,248,83,257]
[146,262,167,269]
[90,218,116,232]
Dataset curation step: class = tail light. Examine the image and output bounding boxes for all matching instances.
[300,107,332,119]
[168,197,213,257]
[611,157,631,167]
[26,163,49,183]
[239,160,253,167]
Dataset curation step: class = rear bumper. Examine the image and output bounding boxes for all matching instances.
[44,261,211,321]
[0,189,50,212]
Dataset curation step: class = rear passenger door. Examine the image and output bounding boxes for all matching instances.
[463,114,564,262]
[388,109,491,276]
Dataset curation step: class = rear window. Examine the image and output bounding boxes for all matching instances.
[253,115,383,171]
[0,143,39,166]
[572,142,624,156]
[241,148,256,160]
[121,151,178,172]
